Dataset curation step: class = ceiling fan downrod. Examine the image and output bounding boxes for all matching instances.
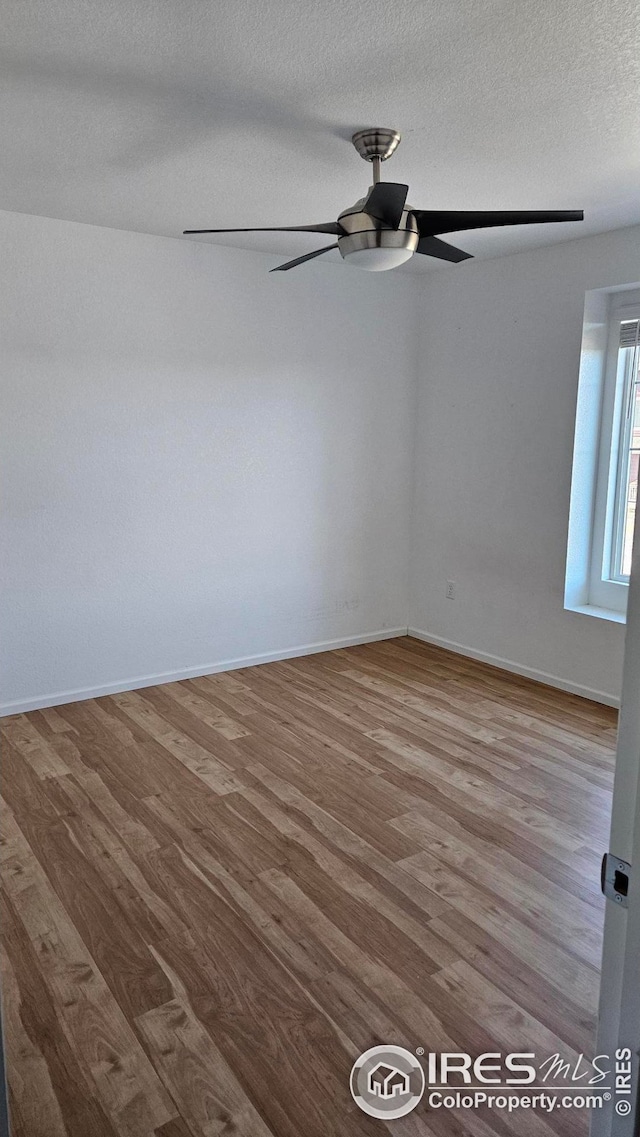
[351,127,402,184]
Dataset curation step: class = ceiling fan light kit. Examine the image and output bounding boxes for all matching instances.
[337,197,418,272]
[341,242,416,271]
[184,128,584,274]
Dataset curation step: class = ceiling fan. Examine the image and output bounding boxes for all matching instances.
[184,127,584,273]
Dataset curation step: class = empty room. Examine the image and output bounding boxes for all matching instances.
[2,1,640,1135]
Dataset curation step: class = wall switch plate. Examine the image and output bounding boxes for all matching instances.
[446,581,456,600]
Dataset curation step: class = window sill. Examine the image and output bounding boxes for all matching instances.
[565,603,626,625]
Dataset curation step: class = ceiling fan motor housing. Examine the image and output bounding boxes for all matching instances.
[337,195,419,263]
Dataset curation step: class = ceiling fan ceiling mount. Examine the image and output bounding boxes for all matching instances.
[351,127,402,165]
[183,126,584,274]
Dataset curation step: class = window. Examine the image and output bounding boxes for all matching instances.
[608,316,640,581]
[566,286,640,622]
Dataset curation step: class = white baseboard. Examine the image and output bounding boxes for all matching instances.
[408,627,619,708]
[4,624,618,716]
[0,627,409,717]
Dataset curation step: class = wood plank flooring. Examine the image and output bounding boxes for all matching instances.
[0,637,617,1136]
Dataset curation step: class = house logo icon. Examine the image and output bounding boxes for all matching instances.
[350,1045,425,1119]
[369,1062,410,1098]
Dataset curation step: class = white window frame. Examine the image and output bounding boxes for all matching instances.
[589,294,640,612]
[609,335,640,583]
[565,284,640,624]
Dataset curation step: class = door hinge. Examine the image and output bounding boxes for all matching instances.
[601,853,631,908]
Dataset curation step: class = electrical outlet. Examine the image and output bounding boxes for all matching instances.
[446,580,456,600]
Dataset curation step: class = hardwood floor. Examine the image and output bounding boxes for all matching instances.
[0,637,616,1136]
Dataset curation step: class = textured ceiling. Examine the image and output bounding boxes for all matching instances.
[2,0,639,272]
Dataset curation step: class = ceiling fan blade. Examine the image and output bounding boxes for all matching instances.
[363,182,409,229]
[270,243,339,272]
[416,236,473,263]
[183,222,342,235]
[413,209,584,236]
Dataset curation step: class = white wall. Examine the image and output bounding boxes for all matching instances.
[410,224,640,704]
[0,210,418,712]
[4,209,638,714]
